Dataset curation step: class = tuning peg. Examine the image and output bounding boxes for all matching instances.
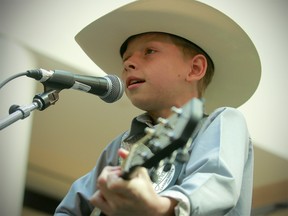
[148,140,162,153]
[144,127,156,135]
[176,137,193,163]
[166,131,176,141]
[157,117,173,129]
[139,151,150,161]
[171,106,183,115]
[163,151,177,172]
[157,117,168,125]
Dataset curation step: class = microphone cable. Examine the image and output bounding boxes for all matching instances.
[0,71,29,90]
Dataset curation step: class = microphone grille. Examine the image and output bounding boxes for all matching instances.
[100,75,124,103]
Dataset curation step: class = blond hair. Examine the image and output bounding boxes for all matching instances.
[168,34,214,97]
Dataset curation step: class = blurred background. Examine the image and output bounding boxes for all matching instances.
[0,1,287,215]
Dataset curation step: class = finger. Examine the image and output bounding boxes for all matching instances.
[90,191,111,215]
[97,166,122,186]
[106,172,124,189]
[90,191,106,207]
[118,148,129,159]
[98,170,123,199]
[129,167,151,181]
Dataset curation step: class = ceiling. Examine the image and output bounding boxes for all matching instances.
[0,0,287,207]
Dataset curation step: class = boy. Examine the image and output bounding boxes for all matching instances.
[55,0,261,215]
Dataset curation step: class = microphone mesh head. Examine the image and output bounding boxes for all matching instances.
[100,75,124,103]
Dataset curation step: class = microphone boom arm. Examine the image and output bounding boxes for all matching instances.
[0,89,60,130]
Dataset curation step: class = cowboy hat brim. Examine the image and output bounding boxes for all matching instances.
[75,0,261,113]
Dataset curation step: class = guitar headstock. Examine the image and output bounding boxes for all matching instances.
[121,98,203,180]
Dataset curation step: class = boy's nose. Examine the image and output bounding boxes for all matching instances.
[123,53,139,71]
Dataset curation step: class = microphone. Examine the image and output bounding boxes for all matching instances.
[26,69,124,103]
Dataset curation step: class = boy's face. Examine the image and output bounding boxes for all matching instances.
[121,33,196,117]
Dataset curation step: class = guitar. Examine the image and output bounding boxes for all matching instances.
[91,98,203,216]
[121,98,203,179]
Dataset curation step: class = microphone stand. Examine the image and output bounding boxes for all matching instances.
[0,89,60,130]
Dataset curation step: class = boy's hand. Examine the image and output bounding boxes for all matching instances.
[89,149,177,216]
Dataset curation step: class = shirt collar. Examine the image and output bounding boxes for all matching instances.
[124,113,154,143]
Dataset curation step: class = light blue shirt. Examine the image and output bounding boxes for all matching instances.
[55,107,253,216]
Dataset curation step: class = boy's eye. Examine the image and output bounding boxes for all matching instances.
[145,48,156,55]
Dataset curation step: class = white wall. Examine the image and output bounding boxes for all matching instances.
[0,36,37,216]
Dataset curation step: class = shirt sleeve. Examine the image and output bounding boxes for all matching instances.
[54,133,124,215]
[160,107,253,216]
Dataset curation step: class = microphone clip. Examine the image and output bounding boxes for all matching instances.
[33,88,60,111]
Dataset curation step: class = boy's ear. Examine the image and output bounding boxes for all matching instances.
[186,54,207,81]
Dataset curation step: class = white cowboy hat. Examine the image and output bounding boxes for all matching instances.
[75,0,261,113]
